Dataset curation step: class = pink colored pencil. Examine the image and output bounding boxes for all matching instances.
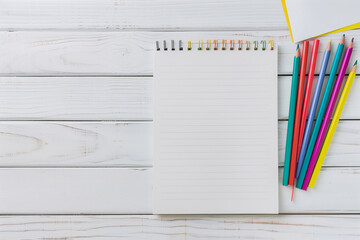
[302,38,354,190]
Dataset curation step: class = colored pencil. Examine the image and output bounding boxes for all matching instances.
[309,60,357,188]
[289,41,309,186]
[302,38,354,190]
[297,40,320,163]
[297,35,345,189]
[283,45,300,186]
[296,40,331,178]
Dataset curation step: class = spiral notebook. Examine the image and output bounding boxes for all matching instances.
[154,40,278,214]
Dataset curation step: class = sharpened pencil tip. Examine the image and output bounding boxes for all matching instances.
[351,37,354,42]
[296,44,299,50]
[352,60,358,72]
[340,34,345,44]
[326,40,331,50]
[329,39,331,42]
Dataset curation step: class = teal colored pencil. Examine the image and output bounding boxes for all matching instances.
[283,45,300,186]
[297,35,345,189]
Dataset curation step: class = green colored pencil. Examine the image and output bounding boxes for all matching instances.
[296,35,345,189]
[283,45,300,186]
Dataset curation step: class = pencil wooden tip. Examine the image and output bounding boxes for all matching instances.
[349,39,354,48]
[340,35,345,44]
[295,48,300,57]
[326,40,331,50]
[351,61,357,72]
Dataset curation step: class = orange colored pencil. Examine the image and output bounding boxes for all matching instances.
[289,41,309,185]
[297,40,319,161]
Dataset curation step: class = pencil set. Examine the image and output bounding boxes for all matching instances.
[283,35,358,192]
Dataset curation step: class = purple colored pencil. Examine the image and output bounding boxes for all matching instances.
[302,38,354,190]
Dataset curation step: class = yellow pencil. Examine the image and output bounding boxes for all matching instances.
[309,60,358,188]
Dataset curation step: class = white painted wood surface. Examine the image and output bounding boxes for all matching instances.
[0,31,358,75]
[0,0,359,238]
[1,76,360,120]
[1,215,359,240]
[1,121,360,167]
[0,122,153,167]
[0,77,153,120]
[1,167,360,214]
[0,168,152,214]
[0,0,287,30]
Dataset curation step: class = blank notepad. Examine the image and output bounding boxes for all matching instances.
[154,41,278,214]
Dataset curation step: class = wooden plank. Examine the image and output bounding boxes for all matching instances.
[279,75,360,120]
[0,77,152,120]
[0,168,152,214]
[0,0,286,30]
[1,121,360,167]
[0,31,358,75]
[0,122,152,167]
[1,215,360,239]
[1,76,360,120]
[279,168,360,213]
[0,167,360,214]
[278,121,360,167]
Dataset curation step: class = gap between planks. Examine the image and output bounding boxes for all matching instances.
[0,28,290,32]
[1,74,360,77]
[1,213,360,216]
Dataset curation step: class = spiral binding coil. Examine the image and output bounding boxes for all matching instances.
[156,40,274,51]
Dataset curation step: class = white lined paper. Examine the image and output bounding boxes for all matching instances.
[154,50,278,214]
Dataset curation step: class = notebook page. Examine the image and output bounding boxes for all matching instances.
[154,50,278,214]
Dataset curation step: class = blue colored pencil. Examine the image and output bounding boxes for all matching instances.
[296,35,345,189]
[296,40,331,178]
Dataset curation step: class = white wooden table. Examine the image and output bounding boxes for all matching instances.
[0,0,360,239]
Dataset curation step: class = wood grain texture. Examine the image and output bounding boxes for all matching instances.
[0,77,152,120]
[0,167,360,214]
[1,121,360,167]
[0,31,358,75]
[0,0,286,30]
[1,76,360,120]
[0,122,152,167]
[0,0,359,234]
[279,75,360,120]
[278,121,360,167]
[1,215,360,240]
[0,168,152,214]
